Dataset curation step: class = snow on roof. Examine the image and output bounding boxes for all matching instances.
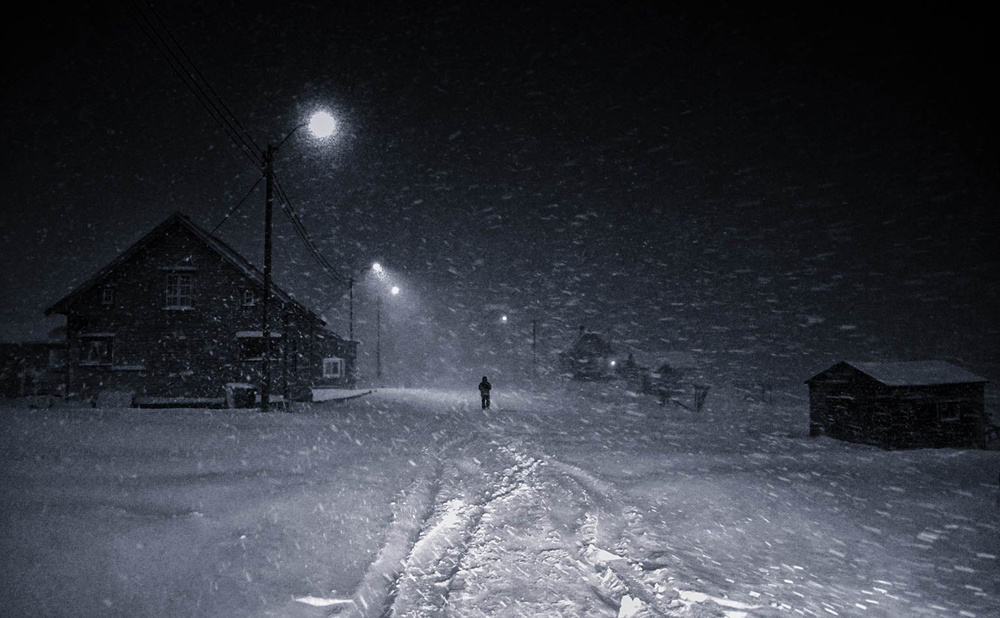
[842,360,986,386]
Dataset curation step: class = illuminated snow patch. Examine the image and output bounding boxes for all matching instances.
[295,596,353,607]
[678,589,759,617]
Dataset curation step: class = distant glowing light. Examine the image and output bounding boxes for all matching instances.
[372,262,383,273]
[308,111,336,138]
[610,360,617,367]
[501,315,508,323]
[390,286,400,295]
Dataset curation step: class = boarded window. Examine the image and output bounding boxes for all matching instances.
[165,273,194,308]
[101,287,115,305]
[237,333,282,361]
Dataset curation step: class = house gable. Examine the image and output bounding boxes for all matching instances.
[42,212,355,403]
[45,212,317,321]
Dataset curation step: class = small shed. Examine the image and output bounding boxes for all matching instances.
[805,360,989,449]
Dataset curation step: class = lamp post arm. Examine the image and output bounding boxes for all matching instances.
[268,123,309,163]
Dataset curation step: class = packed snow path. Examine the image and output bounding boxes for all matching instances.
[2,386,998,617]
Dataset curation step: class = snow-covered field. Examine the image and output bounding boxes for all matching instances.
[2,385,998,617]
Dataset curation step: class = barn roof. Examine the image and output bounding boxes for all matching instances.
[809,360,987,386]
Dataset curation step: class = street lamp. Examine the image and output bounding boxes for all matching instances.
[348,262,383,342]
[376,283,400,381]
[260,110,336,412]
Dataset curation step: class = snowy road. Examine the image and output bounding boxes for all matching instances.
[3,386,998,617]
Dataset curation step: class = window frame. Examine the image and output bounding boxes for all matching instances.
[323,357,344,379]
[80,336,114,366]
[164,272,195,310]
[242,289,257,307]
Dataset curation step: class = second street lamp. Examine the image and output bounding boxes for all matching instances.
[260,110,335,412]
[376,284,399,382]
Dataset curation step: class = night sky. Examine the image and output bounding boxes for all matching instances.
[2,2,996,386]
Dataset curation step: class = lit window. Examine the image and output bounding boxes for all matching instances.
[165,273,194,308]
[323,357,344,378]
[81,338,113,365]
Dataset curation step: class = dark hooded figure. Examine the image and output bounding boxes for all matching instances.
[478,376,492,409]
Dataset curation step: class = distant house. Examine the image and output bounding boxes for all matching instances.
[44,212,357,406]
[805,360,989,449]
[560,326,615,380]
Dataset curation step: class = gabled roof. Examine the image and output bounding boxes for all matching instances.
[45,212,326,326]
[570,331,614,356]
[807,360,987,387]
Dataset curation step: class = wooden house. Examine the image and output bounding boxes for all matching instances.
[805,360,989,449]
[560,326,615,380]
[44,212,357,406]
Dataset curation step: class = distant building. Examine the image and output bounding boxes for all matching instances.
[560,326,615,380]
[805,360,989,449]
[45,212,356,406]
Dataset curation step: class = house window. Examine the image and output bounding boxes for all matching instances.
[236,331,282,361]
[48,348,67,371]
[242,289,257,307]
[323,357,344,378]
[101,287,115,306]
[938,401,962,422]
[81,337,113,366]
[240,337,265,360]
[165,273,194,309]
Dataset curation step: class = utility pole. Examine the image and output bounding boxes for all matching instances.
[532,319,537,379]
[261,144,275,412]
[376,292,382,381]
[349,277,355,341]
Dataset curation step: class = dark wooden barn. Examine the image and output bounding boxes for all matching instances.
[45,212,357,406]
[805,360,989,449]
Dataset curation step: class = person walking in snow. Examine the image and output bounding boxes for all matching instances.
[478,376,492,409]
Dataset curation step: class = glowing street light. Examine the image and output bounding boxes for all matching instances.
[307,111,337,138]
[260,110,336,411]
[349,262,385,341]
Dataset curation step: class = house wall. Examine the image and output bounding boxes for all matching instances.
[0,343,65,397]
[808,364,987,448]
[62,226,354,403]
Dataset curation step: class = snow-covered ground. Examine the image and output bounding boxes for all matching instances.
[1,385,998,617]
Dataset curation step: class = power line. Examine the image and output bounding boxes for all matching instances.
[123,0,351,292]
[139,0,264,163]
[121,0,263,169]
[274,179,351,286]
[211,174,264,234]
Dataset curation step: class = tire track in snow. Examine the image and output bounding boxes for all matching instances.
[386,441,542,617]
[330,434,478,618]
